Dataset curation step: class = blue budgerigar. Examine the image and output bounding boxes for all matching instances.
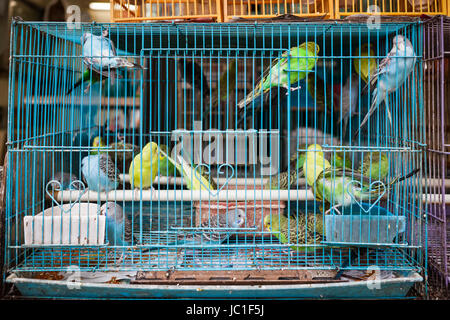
[354,35,416,137]
[101,202,136,247]
[81,154,119,192]
[82,29,142,83]
[177,209,246,246]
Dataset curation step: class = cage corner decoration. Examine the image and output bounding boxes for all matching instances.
[333,0,448,19]
[110,0,224,22]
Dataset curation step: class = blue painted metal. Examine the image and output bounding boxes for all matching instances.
[6,272,422,299]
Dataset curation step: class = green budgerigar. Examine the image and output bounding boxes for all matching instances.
[264,151,306,190]
[330,151,352,170]
[264,212,324,252]
[157,144,178,177]
[360,152,389,181]
[304,144,419,213]
[236,42,320,126]
[129,142,165,189]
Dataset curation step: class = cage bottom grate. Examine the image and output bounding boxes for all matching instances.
[13,244,419,273]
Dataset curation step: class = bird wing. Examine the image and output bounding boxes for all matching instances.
[102,36,118,56]
[279,215,301,244]
[123,216,134,244]
[369,49,395,85]
[262,55,283,83]
[99,154,120,182]
[319,167,372,185]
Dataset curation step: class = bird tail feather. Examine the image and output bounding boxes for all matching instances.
[353,87,379,139]
[366,168,420,195]
[67,78,84,95]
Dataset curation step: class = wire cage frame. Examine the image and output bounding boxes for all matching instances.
[334,0,448,19]
[110,0,224,22]
[4,21,426,289]
[423,15,450,293]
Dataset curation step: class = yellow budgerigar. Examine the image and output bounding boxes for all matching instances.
[129,142,165,189]
[353,43,376,85]
[91,136,106,155]
[303,144,331,187]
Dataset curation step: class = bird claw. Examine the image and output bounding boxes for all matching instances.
[325,205,342,215]
[113,253,125,267]
[83,84,91,94]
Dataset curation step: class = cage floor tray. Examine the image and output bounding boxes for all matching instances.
[6,271,422,299]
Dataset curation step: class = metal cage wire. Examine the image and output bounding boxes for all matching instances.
[423,15,450,293]
[4,22,425,283]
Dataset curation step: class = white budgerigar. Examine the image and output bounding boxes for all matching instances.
[354,35,416,138]
[82,29,142,83]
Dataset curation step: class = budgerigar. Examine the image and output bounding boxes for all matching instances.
[304,144,419,213]
[354,35,416,138]
[82,30,142,83]
[157,144,178,177]
[81,154,120,192]
[109,141,139,174]
[303,144,331,187]
[265,151,306,190]
[353,43,376,85]
[129,142,165,190]
[236,42,320,127]
[48,171,83,190]
[330,151,352,170]
[91,136,106,155]
[263,212,324,252]
[101,202,137,247]
[360,152,389,181]
[178,209,246,246]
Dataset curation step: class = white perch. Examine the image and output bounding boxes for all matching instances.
[120,174,307,187]
[422,193,450,204]
[120,175,447,189]
[56,189,315,202]
[54,189,450,204]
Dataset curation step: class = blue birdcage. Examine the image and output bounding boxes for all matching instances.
[3,19,426,299]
